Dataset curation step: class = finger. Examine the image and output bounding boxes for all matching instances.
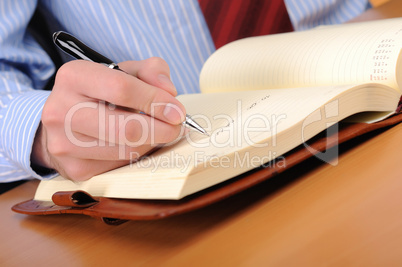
[48,132,157,161]
[56,60,186,125]
[42,124,131,178]
[67,101,186,145]
[119,58,177,96]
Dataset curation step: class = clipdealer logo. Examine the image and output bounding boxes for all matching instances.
[63,98,340,168]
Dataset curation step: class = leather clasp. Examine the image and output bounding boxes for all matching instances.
[52,190,98,208]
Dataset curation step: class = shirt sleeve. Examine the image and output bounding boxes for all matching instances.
[284,0,372,31]
[0,0,56,182]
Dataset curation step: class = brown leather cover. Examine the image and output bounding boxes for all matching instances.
[12,111,402,225]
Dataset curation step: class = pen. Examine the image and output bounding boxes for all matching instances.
[52,31,208,135]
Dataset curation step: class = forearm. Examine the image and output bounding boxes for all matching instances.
[0,65,54,182]
[0,87,52,182]
[0,0,56,182]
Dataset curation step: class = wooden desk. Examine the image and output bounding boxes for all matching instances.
[1,123,402,266]
[2,1,402,265]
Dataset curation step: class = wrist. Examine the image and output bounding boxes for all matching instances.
[31,123,55,176]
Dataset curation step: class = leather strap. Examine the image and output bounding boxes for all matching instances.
[12,112,402,224]
[52,191,98,208]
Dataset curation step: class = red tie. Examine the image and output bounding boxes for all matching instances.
[198,0,293,49]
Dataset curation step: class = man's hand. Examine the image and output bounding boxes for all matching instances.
[31,58,186,181]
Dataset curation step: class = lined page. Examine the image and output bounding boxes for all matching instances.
[200,18,402,93]
[36,84,390,200]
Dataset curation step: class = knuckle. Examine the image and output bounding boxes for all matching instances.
[41,102,61,127]
[41,105,57,126]
[46,134,77,158]
[64,164,91,181]
[138,57,170,78]
[54,61,77,84]
[141,92,159,115]
[145,57,168,69]
[47,140,68,157]
[107,75,130,105]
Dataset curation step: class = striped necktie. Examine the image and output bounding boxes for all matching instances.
[199,0,294,49]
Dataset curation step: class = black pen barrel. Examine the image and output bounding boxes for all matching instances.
[52,31,115,66]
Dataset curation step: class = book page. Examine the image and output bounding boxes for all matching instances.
[34,83,400,200]
[200,18,402,93]
[34,19,402,201]
[37,87,345,200]
[180,83,399,169]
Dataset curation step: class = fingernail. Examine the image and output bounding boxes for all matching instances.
[158,74,175,91]
[163,103,182,124]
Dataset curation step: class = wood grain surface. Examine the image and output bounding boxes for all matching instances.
[1,123,401,266]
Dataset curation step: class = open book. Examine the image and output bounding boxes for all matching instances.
[35,18,402,201]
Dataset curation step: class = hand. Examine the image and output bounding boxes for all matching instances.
[31,58,186,181]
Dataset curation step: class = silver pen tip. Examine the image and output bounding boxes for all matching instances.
[184,115,209,135]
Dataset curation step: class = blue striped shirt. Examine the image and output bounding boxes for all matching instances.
[0,0,370,182]
[285,0,372,31]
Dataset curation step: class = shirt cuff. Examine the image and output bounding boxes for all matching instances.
[0,90,56,180]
